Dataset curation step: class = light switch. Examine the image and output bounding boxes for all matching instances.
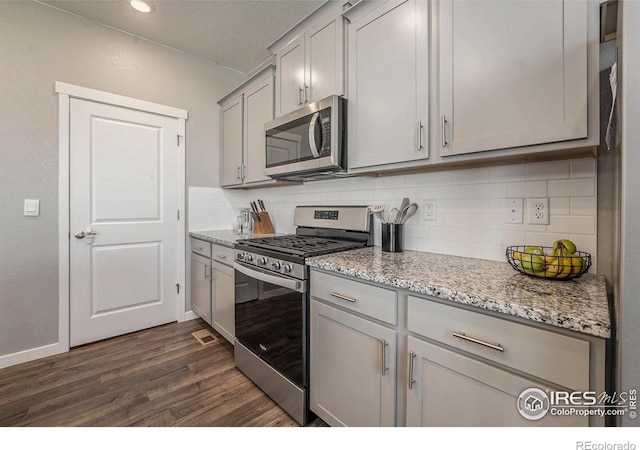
[24,199,40,217]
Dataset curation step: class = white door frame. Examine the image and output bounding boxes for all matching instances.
[56,81,188,353]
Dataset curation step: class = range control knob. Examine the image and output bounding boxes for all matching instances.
[271,262,281,271]
[282,264,293,274]
[236,253,245,261]
[244,254,253,263]
[257,257,267,266]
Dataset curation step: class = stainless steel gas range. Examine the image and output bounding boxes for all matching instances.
[232,205,373,425]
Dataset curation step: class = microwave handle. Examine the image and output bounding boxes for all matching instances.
[308,112,321,158]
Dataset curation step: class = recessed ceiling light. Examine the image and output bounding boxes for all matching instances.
[130,0,153,13]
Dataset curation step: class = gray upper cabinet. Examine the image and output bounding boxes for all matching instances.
[272,2,345,117]
[220,93,244,187]
[346,0,429,170]
[219,65,275,188]
[439,0,590,156]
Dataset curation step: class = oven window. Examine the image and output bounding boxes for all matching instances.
[266,107,331,168]
[235,274,304,386]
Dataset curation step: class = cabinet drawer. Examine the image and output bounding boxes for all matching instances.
[212,244,234,264]
[191,238,211,258]
[407,296,590,391]
[311,270,397,325]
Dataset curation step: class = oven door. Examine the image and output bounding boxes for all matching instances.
[233,261,307,387]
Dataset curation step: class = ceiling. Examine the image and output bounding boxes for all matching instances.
[39,0,325,74]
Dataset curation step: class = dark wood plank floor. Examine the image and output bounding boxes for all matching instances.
[0,319,326,427]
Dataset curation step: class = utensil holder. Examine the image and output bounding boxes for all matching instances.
[253,211,275,235]
[382,223,403,252]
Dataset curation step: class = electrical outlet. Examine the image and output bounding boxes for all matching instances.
[424,200,437,221]
[528,198,550,225]
[503,198,523,224]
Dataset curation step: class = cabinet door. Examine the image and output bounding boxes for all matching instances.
[406,336,588,426]
[276,34,306,116]
[220,94,244,186]
[243,75,274,184]
[439,0,588,156]
[212,261,235,344]
[310,299,396,427]
[306,18,343,103]
[348,0,429,169]
[191,253,211,324]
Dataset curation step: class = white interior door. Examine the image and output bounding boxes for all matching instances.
[69,98,179,347]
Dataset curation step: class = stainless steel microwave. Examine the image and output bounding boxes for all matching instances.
[264,95,347,181]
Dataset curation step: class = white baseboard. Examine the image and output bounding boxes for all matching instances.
[0,342,68,370]
[182,311,199,322]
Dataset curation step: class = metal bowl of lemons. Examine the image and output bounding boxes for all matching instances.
[506,239,591,281]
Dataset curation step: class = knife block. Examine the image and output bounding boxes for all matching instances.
[253,212,275,235]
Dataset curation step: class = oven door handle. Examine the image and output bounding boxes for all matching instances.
[233,262,307,294]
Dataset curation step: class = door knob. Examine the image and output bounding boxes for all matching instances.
[74,228,97,239]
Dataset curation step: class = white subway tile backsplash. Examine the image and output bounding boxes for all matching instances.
[549,198,571,215]
[455,167,489,185]
[570,158,597,178]
[547,215,595,235]
[506,181,547,198]
[526,160,570,180]
[570,198,597,215]
[548,178,595,197]
[488,164,526,182]
[192,158,596,265]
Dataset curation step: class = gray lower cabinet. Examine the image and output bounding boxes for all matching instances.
[309,268,605,427]
[212,258,234,344]
[310,299,397,427]
[191,252,212,324]
[190,238,235,344]
[406,336,587,426]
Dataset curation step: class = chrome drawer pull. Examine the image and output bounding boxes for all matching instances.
[441,115,448,147]
[381,340,389,375]
[216,254,227,259]
[330,292,356,303]
[408,351,416,389]
[452,332,504,352]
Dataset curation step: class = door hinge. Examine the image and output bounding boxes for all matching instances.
[176,283,180,294]
[177,210,180,220]
[177,135,183,146]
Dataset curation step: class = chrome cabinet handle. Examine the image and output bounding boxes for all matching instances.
[204,264,211,279]
[237,166,242,180]
[298,86,304,105]
[452,332,504,352]
[417,121,423,151]
[194,246,203,251]
[441,115,448,148]
[408,351,416,389]
[304,84,309,103]
[216,254,227,259]
[74,229,97,239]
[330,292,356,303]
[381,340,389,376]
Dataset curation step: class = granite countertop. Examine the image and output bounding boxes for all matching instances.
[189,229,281,248]
[307,247,610,339]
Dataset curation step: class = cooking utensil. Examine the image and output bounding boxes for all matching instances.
[399,198,410,216]
[387,207,398,224]
[258,199,266,212]
[250,211,261,222]
[250,201,259,214]
[369,204,386,223]
[396,202,418,224]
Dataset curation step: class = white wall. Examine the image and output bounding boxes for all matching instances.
[0,1,245,361]
[190,157,598,265]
